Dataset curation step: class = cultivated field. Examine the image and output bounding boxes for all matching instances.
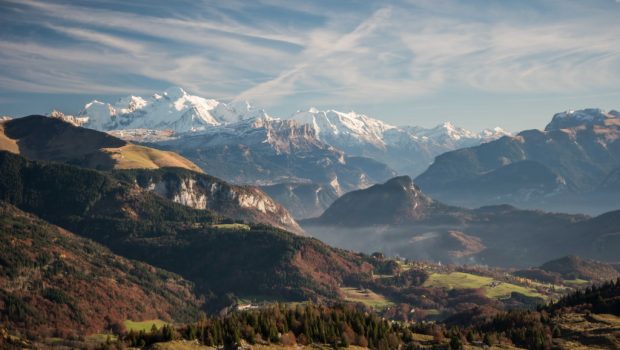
[423,272,544,299]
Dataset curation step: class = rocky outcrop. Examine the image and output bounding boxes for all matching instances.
[115,168,304,235]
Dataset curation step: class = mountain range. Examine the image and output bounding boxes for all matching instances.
[75,88,508,167]
[52,86,509,217]
[416,108,620,214]
[56,94,620,217]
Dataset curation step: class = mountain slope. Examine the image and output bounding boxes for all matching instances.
[0,151,373,304]
[415,108,620,212]
[0,115,202,172]
[0,202,201,338]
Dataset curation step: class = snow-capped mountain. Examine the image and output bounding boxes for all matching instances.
[79,86,267,133]
[289,108,395,150]
[74,87,509,178]
[290,108,508,147]
[78,88,507,159]
[72,87,509,185]
[289,108,510,176]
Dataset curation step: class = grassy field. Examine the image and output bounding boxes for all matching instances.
[124,319,168,332]
[423,272,544,299]
[212,223,251,230]
[150,340,215,350]
[151,341,369,350]
[85,333,118,342]
[411,333,434,342]
[103,144,203,172]
[340,287,395,309]
[564,278,590,286]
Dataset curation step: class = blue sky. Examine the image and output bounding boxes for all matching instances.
[0,0,619,131]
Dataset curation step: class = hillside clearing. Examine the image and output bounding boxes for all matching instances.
[124,319,168,332]
[423,272,544,299]
[340,287,394,309]
[211,223,251,230]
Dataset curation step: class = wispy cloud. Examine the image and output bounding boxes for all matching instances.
[0,0,619,118]
[45,24,146,55]
[235,0,620,108]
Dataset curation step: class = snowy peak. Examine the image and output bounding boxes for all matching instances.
[289,108,395,149]
[78,87,263,133]
[413,121,476,141]
[162,86,187,100]
[408,122,509,142]
[76,88,507,153]
[65,88,511,177]
[286,107,510,176]
[479,127,510,140]
[290,108,508,150]
[545,108,620,131]
[214,100,269,124]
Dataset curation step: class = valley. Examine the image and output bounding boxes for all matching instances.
[300,175,620,267]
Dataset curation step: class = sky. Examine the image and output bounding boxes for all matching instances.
[0,0,619,131]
